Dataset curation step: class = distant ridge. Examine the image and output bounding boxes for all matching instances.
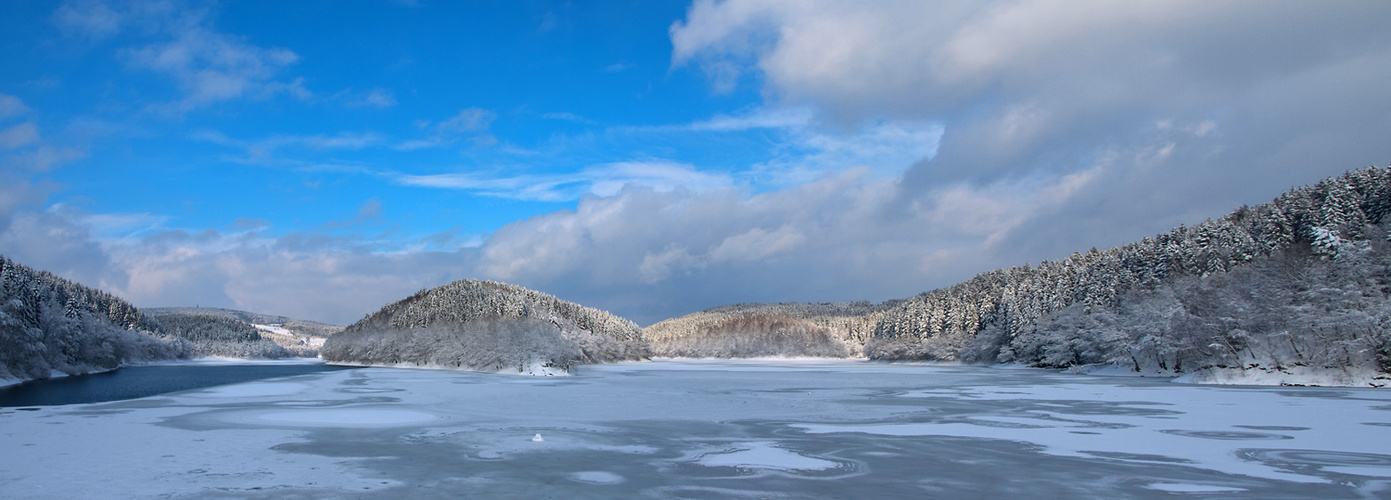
[644,301,900,358]
[144,307,344,338]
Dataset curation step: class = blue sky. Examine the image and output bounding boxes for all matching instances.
[3,1,1391,325]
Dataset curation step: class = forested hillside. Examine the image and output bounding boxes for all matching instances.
[145,312,303,358]
[863,167,1391,383]
[144,307,344,339]
[648,167,1391,385]
[0,256,190,382]
[322,279,649,373]
[643,301,899,358]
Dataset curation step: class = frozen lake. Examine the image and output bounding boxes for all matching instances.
[1,360,1389,498]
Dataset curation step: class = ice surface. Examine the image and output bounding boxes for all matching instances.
[1,360,1389,498]
[184,382,309,399]
[246,409,439,427]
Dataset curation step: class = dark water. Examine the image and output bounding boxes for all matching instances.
[0,363,355,407]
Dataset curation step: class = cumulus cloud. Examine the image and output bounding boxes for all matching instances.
[0,198,478,324]
[467,168,1094,324]
[672,0,1391,256]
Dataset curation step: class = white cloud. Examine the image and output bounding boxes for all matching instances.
[542,112,596,125]
[55,1,310,113]
[398,108,497,150]
[708,225,807,264]
[670,0,1391,256]
[687,107,812,131]
[126,28,304,112]
[52,0,125,39]
[395,160,732,202]
[0,94,30,119]
[349,88,397,108]
[193,130,386,163]
[0,123,40,150]
[3,146,87,173]
[79,210,170,241]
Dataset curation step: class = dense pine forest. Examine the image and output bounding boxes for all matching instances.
[0,259,330,383]
[650,167,1391,384]
[0,256,190,381]
[322,279,649,373]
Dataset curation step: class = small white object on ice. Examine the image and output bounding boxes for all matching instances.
[531,434,544,442]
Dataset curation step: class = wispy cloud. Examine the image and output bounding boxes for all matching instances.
[542,112,596,125]
[0,123,40,150]
[74,208,170,241]
[394,160,732,201]
[53,1,310,113]
[687,107,813,131]
[51,0,125,39]
[325,199,384,228]
[193,129,387,165]
[339,87,397,108]
[397,108,497,150]
[0,94,30,119]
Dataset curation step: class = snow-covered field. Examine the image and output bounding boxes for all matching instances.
[251,323,327,346]
[2,360,1389,498]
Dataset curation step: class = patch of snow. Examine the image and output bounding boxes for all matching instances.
[697,441,838,471]
[252,324,295,337]
[1066,363,1179,379]
[569,471,624,484]
[1145,483,1247,493]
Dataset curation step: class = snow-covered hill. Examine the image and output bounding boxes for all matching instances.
[322,279,649,374]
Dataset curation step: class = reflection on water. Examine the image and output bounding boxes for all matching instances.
[0,362,354,407]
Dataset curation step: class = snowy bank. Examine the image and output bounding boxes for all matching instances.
[1175,365,1391,388]
[1066,362,1390,388]
[326,358,571,376]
